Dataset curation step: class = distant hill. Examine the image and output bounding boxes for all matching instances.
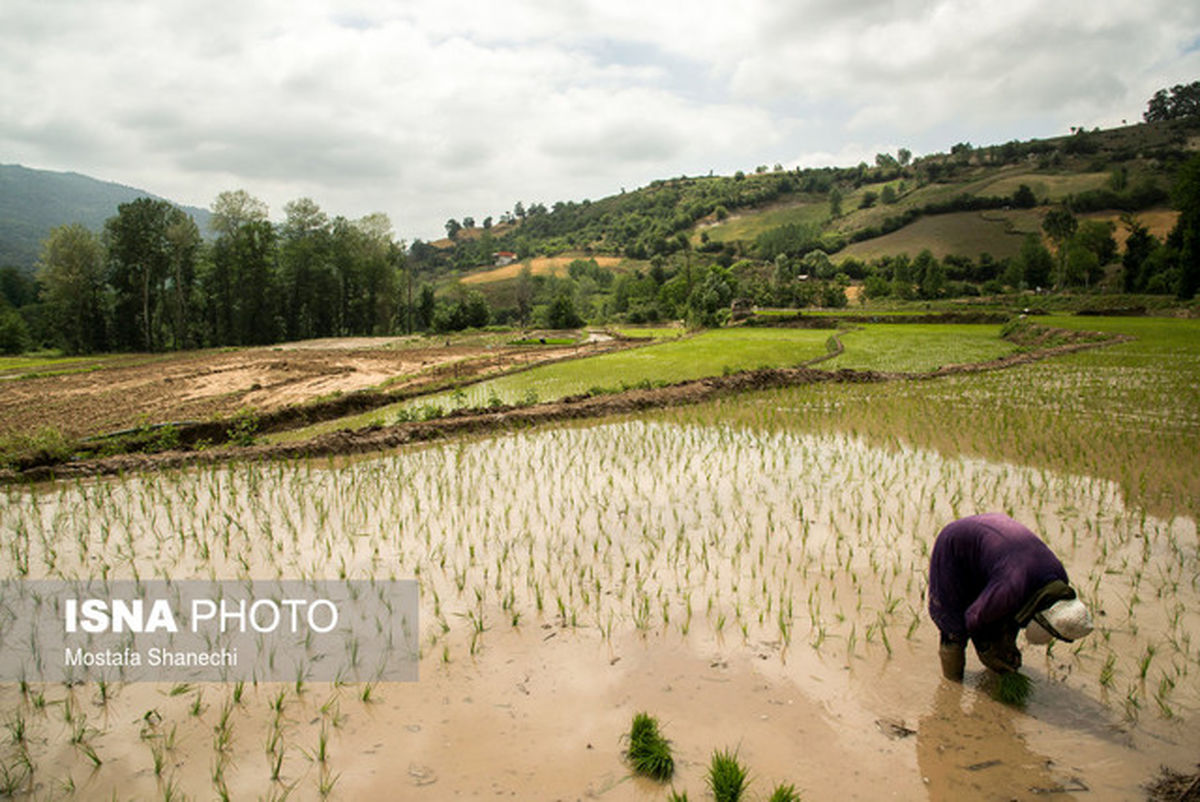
[431,117,1198,286]
[0,164,212,271]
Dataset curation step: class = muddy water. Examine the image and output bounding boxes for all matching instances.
[1,421,1196,800]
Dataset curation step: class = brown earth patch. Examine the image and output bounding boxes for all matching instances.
[461,255,626,285]
[0,337,623,443]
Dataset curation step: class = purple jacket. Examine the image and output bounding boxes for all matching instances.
[928,514,1069,640]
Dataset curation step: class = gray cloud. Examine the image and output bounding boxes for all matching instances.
[1,0,1197,240]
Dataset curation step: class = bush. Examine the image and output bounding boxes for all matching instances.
[225,408,260,446]
[0,307,29,355]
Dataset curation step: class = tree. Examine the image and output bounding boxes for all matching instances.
[1121,216,1158,292]
[546,292,583,329]
[37,223,106,354]
[1018,234,1054,290]
[1074,220,1117,266]
[829,187,843,218]
[280,198,334,339]
[205,190,275,345]
[1011,184,1037,209]
[165,214,201,348]
[0,267,38,309]
[105,198,192,351]
[914,249,945,299]
[897,148,912,167]
[801,249,835,280]
[0,306,29,354]
[1144,81,1200,122]
[210,189,269,238]
[460,289,490,329]
[444,218,461,240]
[1170,153,1200,299]
[1041,207,1078,288]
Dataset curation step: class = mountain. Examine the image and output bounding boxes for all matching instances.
[0,164,212,271]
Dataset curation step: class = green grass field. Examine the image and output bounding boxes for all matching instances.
[268,328,835,441]
[835,209,1043,262]
[825,323,1017,371]
[269,322,1028,442]
[664,315,1199,518]
[696,198,830,244]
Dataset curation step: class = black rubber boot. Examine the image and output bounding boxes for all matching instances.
[939,642,966,681]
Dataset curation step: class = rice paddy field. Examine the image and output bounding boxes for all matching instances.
[1,314,1197,800]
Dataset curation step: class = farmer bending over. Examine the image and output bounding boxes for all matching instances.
[928,513,1093,680]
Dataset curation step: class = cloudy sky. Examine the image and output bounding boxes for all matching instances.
[3,0,1198,242]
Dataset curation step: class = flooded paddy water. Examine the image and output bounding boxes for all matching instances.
[1,418,1197,800]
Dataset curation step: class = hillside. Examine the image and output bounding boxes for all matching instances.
[434,117,1198,281]
[0,164,212,270]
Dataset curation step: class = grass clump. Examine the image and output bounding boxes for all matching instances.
[707,747,749,802]
[0,426,75,469]
[626,712,674,781]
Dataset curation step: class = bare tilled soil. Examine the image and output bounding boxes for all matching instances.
[0,336,628,442]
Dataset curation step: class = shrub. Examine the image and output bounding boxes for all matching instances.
[225,408,260,446]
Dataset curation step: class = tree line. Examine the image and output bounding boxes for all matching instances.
[3,192,420,355]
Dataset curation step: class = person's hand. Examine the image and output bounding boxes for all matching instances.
[974,624,1021,673]
[977,640,1021,673]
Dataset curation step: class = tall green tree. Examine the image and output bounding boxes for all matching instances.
[1171,153,1200,300]
[210,189,269,238]
[105,198,195,351]
[205,190,276,345]
[165,215,201,348]
[279,198,334,340]
[1120,215,1159,293]
[1144,81,1200,122]
[914,249,945,299]
[1041,207,1078,289]
[37,223,106,354]
[1018,233,1054,289]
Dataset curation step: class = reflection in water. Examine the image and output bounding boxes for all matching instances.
[917,680,1086,802]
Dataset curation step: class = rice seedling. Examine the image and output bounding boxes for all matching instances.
[0,754,32,796]
[707,748,749,802]
[768,783,803,802]
[626,712,674,781]
[989,672,1034,707]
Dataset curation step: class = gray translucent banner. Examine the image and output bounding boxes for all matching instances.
[0,580,418,683]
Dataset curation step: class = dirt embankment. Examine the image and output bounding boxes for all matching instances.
[4,328,1129,483]
[745,311,1013,328]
